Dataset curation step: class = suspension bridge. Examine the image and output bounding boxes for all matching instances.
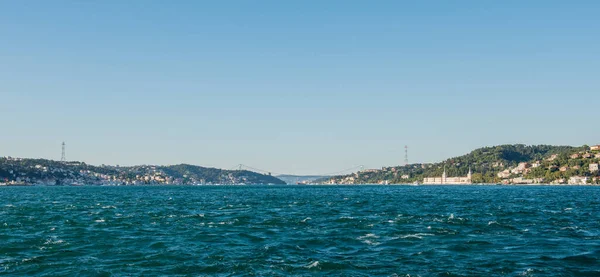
[227,164,366,177]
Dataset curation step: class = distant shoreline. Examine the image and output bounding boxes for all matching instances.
[3,183,599,187]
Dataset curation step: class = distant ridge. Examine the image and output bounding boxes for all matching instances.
[0,157,285,186]
[322,144,600,185]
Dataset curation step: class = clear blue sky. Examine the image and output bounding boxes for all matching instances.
[1,1,599,175]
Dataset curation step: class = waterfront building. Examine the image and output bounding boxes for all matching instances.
[590,163,599,173]
[497,170,511,179]
[423,167,472,185]
[568,176,588,185]
[590,145,600,151]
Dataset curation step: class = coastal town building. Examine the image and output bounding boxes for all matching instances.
[568,176,588,185]
[423,167,472,185]
[590,145,600,151]
[510,177,541,184]
[590,163,599,173]
[497,170,511,179]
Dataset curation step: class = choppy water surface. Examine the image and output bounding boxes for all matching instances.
[1,185,600,276]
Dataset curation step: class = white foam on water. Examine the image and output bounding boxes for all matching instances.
[560,226,578,230]
[301,217,311,222]
[44,237,66,245]
[449,213,455,219]
[397,233,434,240]
[358,233,382,245]
[95,219,105,223]
[520,268,534,276]
[102,206,116,209]
[488,221,498,225]
[363,240,381,245]
[359,233,379,239]
[305,261,320,269]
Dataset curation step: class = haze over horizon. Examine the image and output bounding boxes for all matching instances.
[1,1,599,175]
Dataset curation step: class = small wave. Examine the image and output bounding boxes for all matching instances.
[102,206,116,209]
[396,233,434,240]
[488,221,498,225]
[358,233,379,239]
[21,257,38,263]
[44,238,65,245]
[358,233,381,245]
[95,219,105,223]
[305,261,320,269]
[301,217,311,223]
[562,252,599,264]
[519,268,534,276]
[561,226,578,231]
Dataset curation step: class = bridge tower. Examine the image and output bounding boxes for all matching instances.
[61,142,66,162]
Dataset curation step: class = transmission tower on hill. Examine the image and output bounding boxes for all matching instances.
[61,142,66,162]
[404,145,409,166]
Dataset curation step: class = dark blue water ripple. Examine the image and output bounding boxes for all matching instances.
[1,185,600,276]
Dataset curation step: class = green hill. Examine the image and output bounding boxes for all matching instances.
[324,144,599,184]
[0,157,285,185]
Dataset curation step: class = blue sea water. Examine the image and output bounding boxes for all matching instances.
[1,185,599,276]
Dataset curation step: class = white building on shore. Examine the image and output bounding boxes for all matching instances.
[423,167,472,185]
